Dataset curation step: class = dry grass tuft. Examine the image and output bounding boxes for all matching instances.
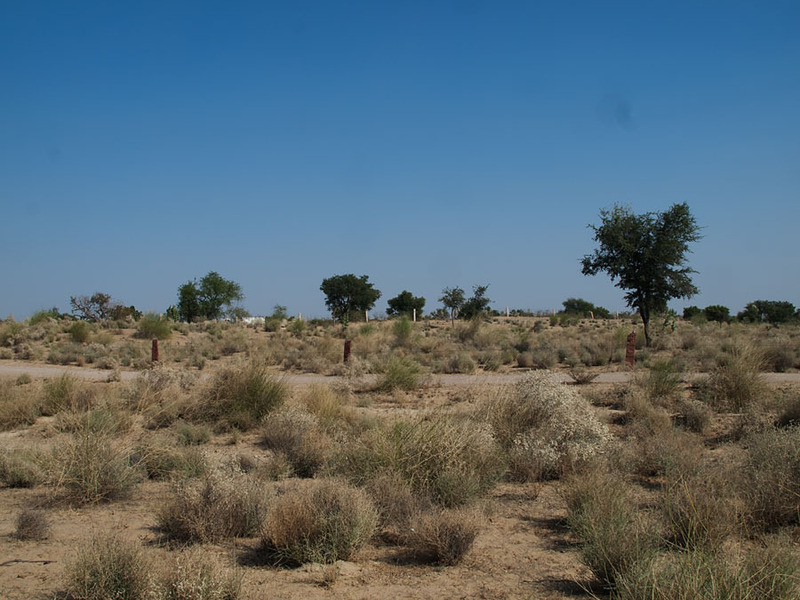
[63,534,151,600]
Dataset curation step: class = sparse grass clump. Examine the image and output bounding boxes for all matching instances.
[640,359,684,404]
[137,439,207,480]
[261,406,332,478]
[49,430,141,504]
[478,372,610,480]
[155,470,270,543]
[42,374,96,416]
[156,547,242,600]
[663,468,742,552]
[563,468,659,589]
[176,422,212,445]
[194,362,287,430]
[613,540,800,600]
[701,342,767,412]
[63,534,151,600]
[739,425,800,531]
[0,379,41,430]
[0,449,44,488]
[260,478,378,565]
[337,414,505,507]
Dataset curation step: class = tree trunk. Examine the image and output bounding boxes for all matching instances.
[639,307,651,347]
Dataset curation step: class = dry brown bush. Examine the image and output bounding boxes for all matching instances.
[155,469,271,543]
[261,406,332,478]
[261,478,378,565]
[478,372,610,480]
[14,508,50,540]
[407,507,482,565]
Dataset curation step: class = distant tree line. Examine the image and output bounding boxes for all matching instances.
[684,300,800,324]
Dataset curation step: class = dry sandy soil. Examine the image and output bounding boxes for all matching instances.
[0,364,607,600]
[2,363,798,600]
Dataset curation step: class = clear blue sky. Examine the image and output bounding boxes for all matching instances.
[2,1,799,319]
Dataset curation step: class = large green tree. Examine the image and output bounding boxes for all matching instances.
[176,271,244,322]
[386,290,425,318]
[581,203,701,346]
[320,274,381,325]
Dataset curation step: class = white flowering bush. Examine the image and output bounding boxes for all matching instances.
[478,371,610,480]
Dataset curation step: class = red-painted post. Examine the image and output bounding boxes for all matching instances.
[152,339,159,362]
[343,339,352,363]
[625,332,636,367]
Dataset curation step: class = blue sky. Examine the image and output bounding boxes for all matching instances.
[2,1,799,319]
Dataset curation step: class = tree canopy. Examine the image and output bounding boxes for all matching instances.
[176,271,244,322]
[581,203,701,346]
[561,298,611,319]
[737,300,797,324]
[320,274,381,325]
[386,290,425,318]
[439,287,465,324]
[459,285,492,321]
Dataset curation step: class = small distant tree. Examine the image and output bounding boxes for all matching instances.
[176,272,244,322]
[320,274,381,325]
[561,298,611,319]
[459,285,492,321]
[683,306,704,320]
[177,282,202,323]
[386,291,425,318]
[581,203,701,346]
[703,305,730,323]
[70,292,116,322]
[738,300,796,324]
[439,287,465,326]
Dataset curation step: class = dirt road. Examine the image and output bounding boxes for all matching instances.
[2,360,798,385]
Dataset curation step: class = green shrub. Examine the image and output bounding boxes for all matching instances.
[63,534,151,600]
[136,312,173,340]
[194,361,287,430]
[376,356,423,392]
[69,321,92,343]
[477,372,610,480]
[261,478,378,565]
[393,315,413,345]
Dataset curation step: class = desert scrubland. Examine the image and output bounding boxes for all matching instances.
[2,315,800,599]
